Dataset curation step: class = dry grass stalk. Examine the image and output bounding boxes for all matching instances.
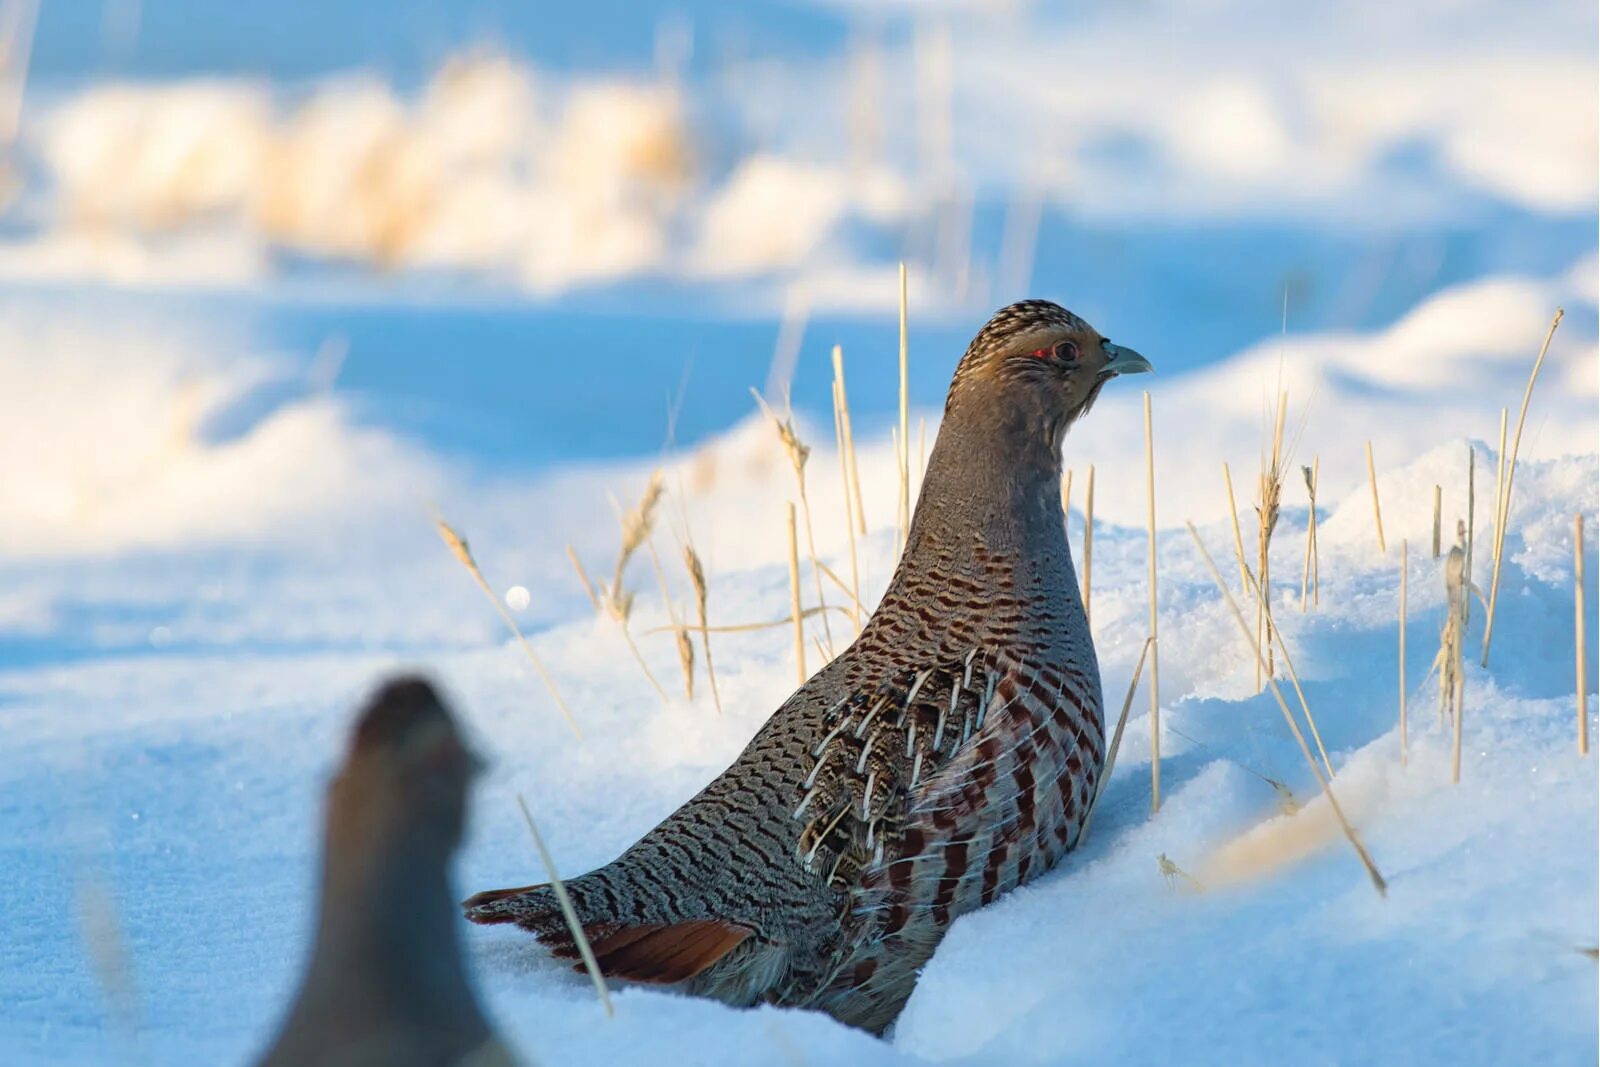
[832,345,868,537]
[786,503,806,685]
[681,544,722,714]
[515,795,613,1017]
[566,544,600,610]
[815,559,866,617]
[1466,446,1476,623]
[649,604,847,636]
[897,261,911,558]
[1576,514,1588,756]
[1223,463,1251,599]
[436,517,582,740]
[605,475,670,704]
[1440,486,1452,563]
[643,534,693,700]
[609,470,665,599]
[1239,564,1334,780]
[1081,635,1154,841]
[831,373,863,634]
[1186,521,1388,896]
[1400,539,1408,767]
[1083,464,1096,630]
[1491,407,1507,571]
[1144,392,1161,813]
[1366,440,1387,554]
[753,390,834,655]
[1300,458,1319,611]
[1435,521,1470,732]
[1255,392,1289,687]
[1061,468,1072,539]
[1483,307,1565,666]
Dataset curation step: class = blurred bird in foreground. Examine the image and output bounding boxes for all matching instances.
[257,677,518,1067]
[465,301,1151,1033]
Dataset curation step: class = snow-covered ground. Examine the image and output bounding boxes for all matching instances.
[1,255,1595,1064]
[1,1,1596,1063]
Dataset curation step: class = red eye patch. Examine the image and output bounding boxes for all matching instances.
[1028,348,1052,359]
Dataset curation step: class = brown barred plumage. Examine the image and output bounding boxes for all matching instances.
[465,301,1151,1033]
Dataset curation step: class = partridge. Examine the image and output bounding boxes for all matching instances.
[465,301,1151,1033]
[258,677,517,1067]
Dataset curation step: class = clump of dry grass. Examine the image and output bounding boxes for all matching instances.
[1483,307,1565,667]
[515,795,613,1017]
[436,515,581,739]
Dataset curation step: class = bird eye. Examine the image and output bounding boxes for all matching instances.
[1053,340,1078,362]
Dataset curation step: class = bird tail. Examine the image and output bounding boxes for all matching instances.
[462,876,753,985]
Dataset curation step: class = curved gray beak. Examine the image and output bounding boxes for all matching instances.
[1101,342,1153,378]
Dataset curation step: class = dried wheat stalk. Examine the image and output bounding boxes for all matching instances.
[1366,440,1387,554]
[897,261,911,558]
[682,544,722,714]
[787,503,806,685]
[1255,391,1289,687]
[1083,464,1096,630]
[1484,308,1565,666]
[1081,635,1154,841]
[604,477,670,704]
[566,544,600,610]
[1223,462,1251,599]
[1187,522,1387,896]
[515,795,613,1016]
[1145,391,1161,813]
[1300,458,1319,611]
[1440,489,1452,563]
[832,345,868,537]
[753,390,834,656]
[436,517,581,739]
[1239,563,1334,779]
[831,372,863,634]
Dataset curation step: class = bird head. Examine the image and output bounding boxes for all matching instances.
[948,299,1152,439]
[326,676,482,865]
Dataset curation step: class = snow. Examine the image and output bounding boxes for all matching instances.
[0,269,1594,1063]
[0,2,1595,1063]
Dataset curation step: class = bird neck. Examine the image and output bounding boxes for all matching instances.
[293,813,488,1037]
[892,381,1076,602]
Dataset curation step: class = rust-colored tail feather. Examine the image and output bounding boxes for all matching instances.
[584,920,750,984]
